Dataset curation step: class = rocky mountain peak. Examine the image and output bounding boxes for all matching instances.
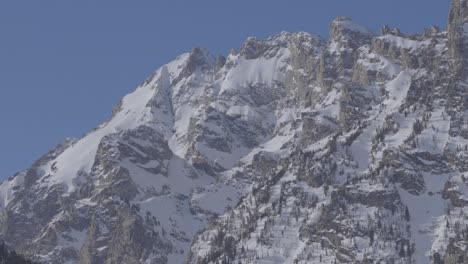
[239,32,292,60]
[172,47,214,85]
[187,47,214,71]
[2,1,468,264]
[329,16,373,47]
[239,36,267,59]
[380,25,405,37]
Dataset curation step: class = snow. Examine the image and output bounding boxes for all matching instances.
[58,228,88,251]
[76,198,97,207]
[40,81,156,192]
[357,46,402,78]
[38,55,188,193]
[377,35,430,52]
[0,171,25,209]
[191,172,330,264]
[239,123,295,165]
[139,187,205,264]
[315,89,341,119]
[350,70,412,173]
[275,108,296,130]
[168,104,195,158]
[416,108,450,154]
[226,105,261,122]
[2,25,467,264]
[14,33,292,196]
[196,142,250,169]
[220,48,289,94]
[384,70,412,110]
[385,114,416,147]
[463,23,468,36]
[398,172,452,264]
[328,40,340,54]
[191,183,242,215]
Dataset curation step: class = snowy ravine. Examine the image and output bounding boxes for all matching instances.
[2,1,468,263]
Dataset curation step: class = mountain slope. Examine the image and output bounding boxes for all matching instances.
[1,1,468,263]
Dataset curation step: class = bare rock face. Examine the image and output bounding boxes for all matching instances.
[329,17,374,49]
[2,1,468,264]
[448,0,468,60]
[448,1,468,142]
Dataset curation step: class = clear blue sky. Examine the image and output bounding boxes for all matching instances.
[0,0,450,179]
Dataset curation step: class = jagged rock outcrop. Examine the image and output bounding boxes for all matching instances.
[1,1,468,264]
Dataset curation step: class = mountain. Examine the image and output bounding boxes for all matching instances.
[1,1,468,263]
[0,241,37,264]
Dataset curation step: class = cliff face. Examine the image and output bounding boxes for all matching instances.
[448,0,468,59]
[1,1,468,264]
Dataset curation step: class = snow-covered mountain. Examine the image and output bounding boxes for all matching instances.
[2,1,468,263]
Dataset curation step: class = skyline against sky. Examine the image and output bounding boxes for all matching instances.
[0,0,451,178]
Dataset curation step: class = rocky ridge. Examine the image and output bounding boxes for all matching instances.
[1,1,468,263]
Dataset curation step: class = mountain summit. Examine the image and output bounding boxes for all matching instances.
[1,1,468,264]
